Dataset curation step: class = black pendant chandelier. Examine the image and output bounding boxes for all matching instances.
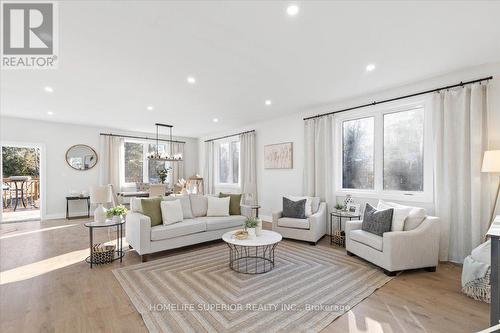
[147,123,183,162]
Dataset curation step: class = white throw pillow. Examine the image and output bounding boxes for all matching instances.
[163,195,193,219]
[377,200,412,232]
[189,194,208,217]
[206,196,230,217]
[287,196,313,217]
[378,200,427,231]
[160,200,183,225]
[311,197,321,214]
[130,197,143,213]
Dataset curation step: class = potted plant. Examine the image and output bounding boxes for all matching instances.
[244,217,259,238]
[157,167,172,184]
[334,203,344,211]
[107,205,128,222]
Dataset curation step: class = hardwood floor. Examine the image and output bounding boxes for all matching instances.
[0,218,489,333]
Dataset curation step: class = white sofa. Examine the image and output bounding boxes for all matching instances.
[272,201,327,245]
[126,195,250,261]
[345,214,440,276]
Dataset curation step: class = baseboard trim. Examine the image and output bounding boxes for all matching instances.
[43,211,89,221]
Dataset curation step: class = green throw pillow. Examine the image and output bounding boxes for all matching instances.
[219,193,242,215]
[140,197,162,226]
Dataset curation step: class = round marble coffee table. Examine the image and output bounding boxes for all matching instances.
[222,230,282,274]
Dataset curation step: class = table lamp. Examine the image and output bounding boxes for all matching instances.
[90,185,112,223]
[482,150,500,229]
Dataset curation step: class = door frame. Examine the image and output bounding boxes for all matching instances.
[0,141,46,222]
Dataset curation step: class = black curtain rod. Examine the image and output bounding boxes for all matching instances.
[99,133,185,144]
[204,130,255,142]
[303,76,493,121]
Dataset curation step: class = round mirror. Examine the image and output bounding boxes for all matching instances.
[65,145,98,171]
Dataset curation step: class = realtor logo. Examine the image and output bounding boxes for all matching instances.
[1,1,58,69]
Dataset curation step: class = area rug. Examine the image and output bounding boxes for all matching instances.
[113,240,393,333]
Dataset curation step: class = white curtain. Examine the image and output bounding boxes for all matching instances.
[303,115,336,232]
[98,135,123,191]
[433,84,490,262]
[240,132,258,204]
[170,142,185,186]
[204,141,215,195]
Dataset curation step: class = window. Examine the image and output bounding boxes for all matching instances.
[122,141,171,186]
[383,109,424,191]
[335,101,432,202]
[342,117,374,189]
[124,142,143,183]
[216,140,240,185]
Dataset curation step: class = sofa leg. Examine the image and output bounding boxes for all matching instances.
[346,251,355,257]
[383,269,397,277]
[424,266,437,272]
[141,254,148,263]
[309,241,317,246]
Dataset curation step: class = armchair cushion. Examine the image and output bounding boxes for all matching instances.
[277,217,310,230]
[377,200,412,232]
[377,200,427,231]
[350,229,383,251]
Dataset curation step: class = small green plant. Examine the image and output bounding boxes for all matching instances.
[244,217,259,229]
[107,205,128,217]
[334,203,344,210]
[157,167,172,184]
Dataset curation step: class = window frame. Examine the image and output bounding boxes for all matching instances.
[214,138,241,188]
[334,97,433,203]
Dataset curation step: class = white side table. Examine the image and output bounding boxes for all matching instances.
[222,230,282,274]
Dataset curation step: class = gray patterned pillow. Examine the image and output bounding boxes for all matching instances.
[282,197,307,219]
[362,204,393,236]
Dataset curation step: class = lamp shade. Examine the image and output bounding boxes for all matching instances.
[90,185,112,204]
[482,150,500,173]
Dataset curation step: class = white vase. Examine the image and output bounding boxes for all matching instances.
[247,228,256,238]
[94,203,107,223]
[255,219,262,236]
[112,215,122,223]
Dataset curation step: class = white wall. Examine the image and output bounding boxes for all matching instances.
[199,62,500,220]
[0,117,199,220]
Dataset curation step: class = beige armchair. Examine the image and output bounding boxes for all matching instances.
[345,216,440,276]
[272,202,327,245]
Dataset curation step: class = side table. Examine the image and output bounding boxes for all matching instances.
[330,210,361,247]
[66,195,91,220]
[84,219,125,268]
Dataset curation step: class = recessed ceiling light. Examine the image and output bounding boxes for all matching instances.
[147,105,154,111]
[212,118,219,123]
[366,64,376,72]
[187,76,196,84]
[44,86,54,93]
[265,100,272,106]
[47,111,54,115]
[287,4,299,16]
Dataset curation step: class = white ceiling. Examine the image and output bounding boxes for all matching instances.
[2,0,500,137]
